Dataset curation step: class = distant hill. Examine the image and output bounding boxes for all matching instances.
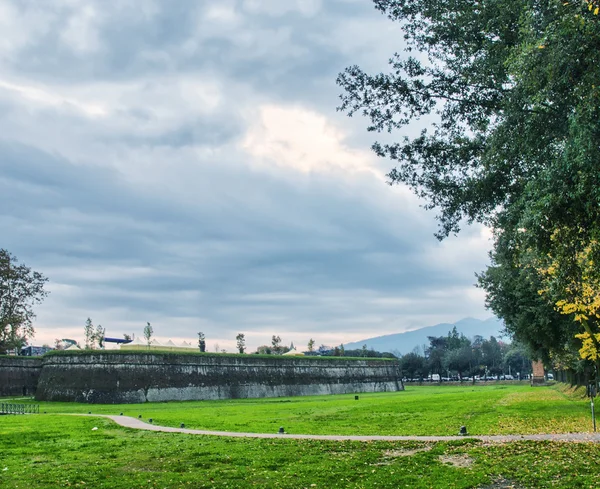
[343,317,506,356]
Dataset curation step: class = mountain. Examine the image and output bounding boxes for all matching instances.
[343,317,505,356]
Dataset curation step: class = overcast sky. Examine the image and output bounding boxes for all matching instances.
[1,0,494,352]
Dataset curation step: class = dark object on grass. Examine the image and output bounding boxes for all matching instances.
[278,426,285,434]
[120,412,123,416]
[148,418,153,423]
[88,411,91,414]
[355,395,359,400]
[180,423,185,428]
[138,414,142,418]
[459,426,468,436]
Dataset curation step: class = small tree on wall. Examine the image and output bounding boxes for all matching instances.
[84,318,94,349]
[94,324,105,349]
[236,333,246,354]
[198,332,206,353]
[144,322,153,347]
[271,335,282,354]
[307,338,315,352]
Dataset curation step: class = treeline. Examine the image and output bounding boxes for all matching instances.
[399,327,532,380]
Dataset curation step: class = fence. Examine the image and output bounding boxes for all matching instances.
[0,403,40,415]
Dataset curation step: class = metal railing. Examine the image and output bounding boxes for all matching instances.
[0,403,39,414]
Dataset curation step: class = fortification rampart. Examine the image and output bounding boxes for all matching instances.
[33,352,403,404]
[0,356,43,397]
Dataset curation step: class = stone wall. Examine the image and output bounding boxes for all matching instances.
[0,356,43,397]
[35,352,403,404]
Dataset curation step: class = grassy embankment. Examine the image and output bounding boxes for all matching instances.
[2,384,600,488]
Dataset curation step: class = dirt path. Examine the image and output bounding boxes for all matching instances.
[84,414,600,443]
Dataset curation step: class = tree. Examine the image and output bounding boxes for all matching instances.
[307,338,315,352]
[84,318,94,350]
[271,335,283,355]
[143,322,153,347]
[477,228,579,363]
[540,240,600,387]
[94,324,105,349]
[337,0,600,360]
[481,337,504,376]
[0,249,48,353]
[503,342,533,378]
[400,352,425,379]
[198,332,206,353]
[443,348,466,379]
[236,333,246,354]
[425,336,448,376]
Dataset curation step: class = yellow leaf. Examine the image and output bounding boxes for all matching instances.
[594,6,599,14]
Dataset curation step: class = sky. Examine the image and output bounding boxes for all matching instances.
[0,0,494,352]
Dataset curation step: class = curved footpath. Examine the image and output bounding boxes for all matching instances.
[83,415,600,443]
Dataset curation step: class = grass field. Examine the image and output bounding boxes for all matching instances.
[2,384,600,488]
[18,384,594,435]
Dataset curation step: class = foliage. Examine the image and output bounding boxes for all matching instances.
[236,333,246,354]
[269,335,290,355]
[143,322,153,346]
[406,328,531,378]
[477,228,579,364]
[337,0,600,362]
[83,318,94,349]
[94,324,105,349]
[341,348,396,359]
[545,241,600,365]
[399,352,425,378]
[0,249,48,353]
[586,0,600,15]
[197,331,206,353]
[307,338,315,352]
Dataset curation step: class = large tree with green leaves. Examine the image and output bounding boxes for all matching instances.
[0,249,49,353]
[338,0,600,360]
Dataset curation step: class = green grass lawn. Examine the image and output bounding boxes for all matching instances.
[14,383,594,436]
[2,412,600,488]
[2,384,600,488]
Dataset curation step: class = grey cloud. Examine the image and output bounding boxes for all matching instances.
[0,0,491,347]
[1,139,488,342]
